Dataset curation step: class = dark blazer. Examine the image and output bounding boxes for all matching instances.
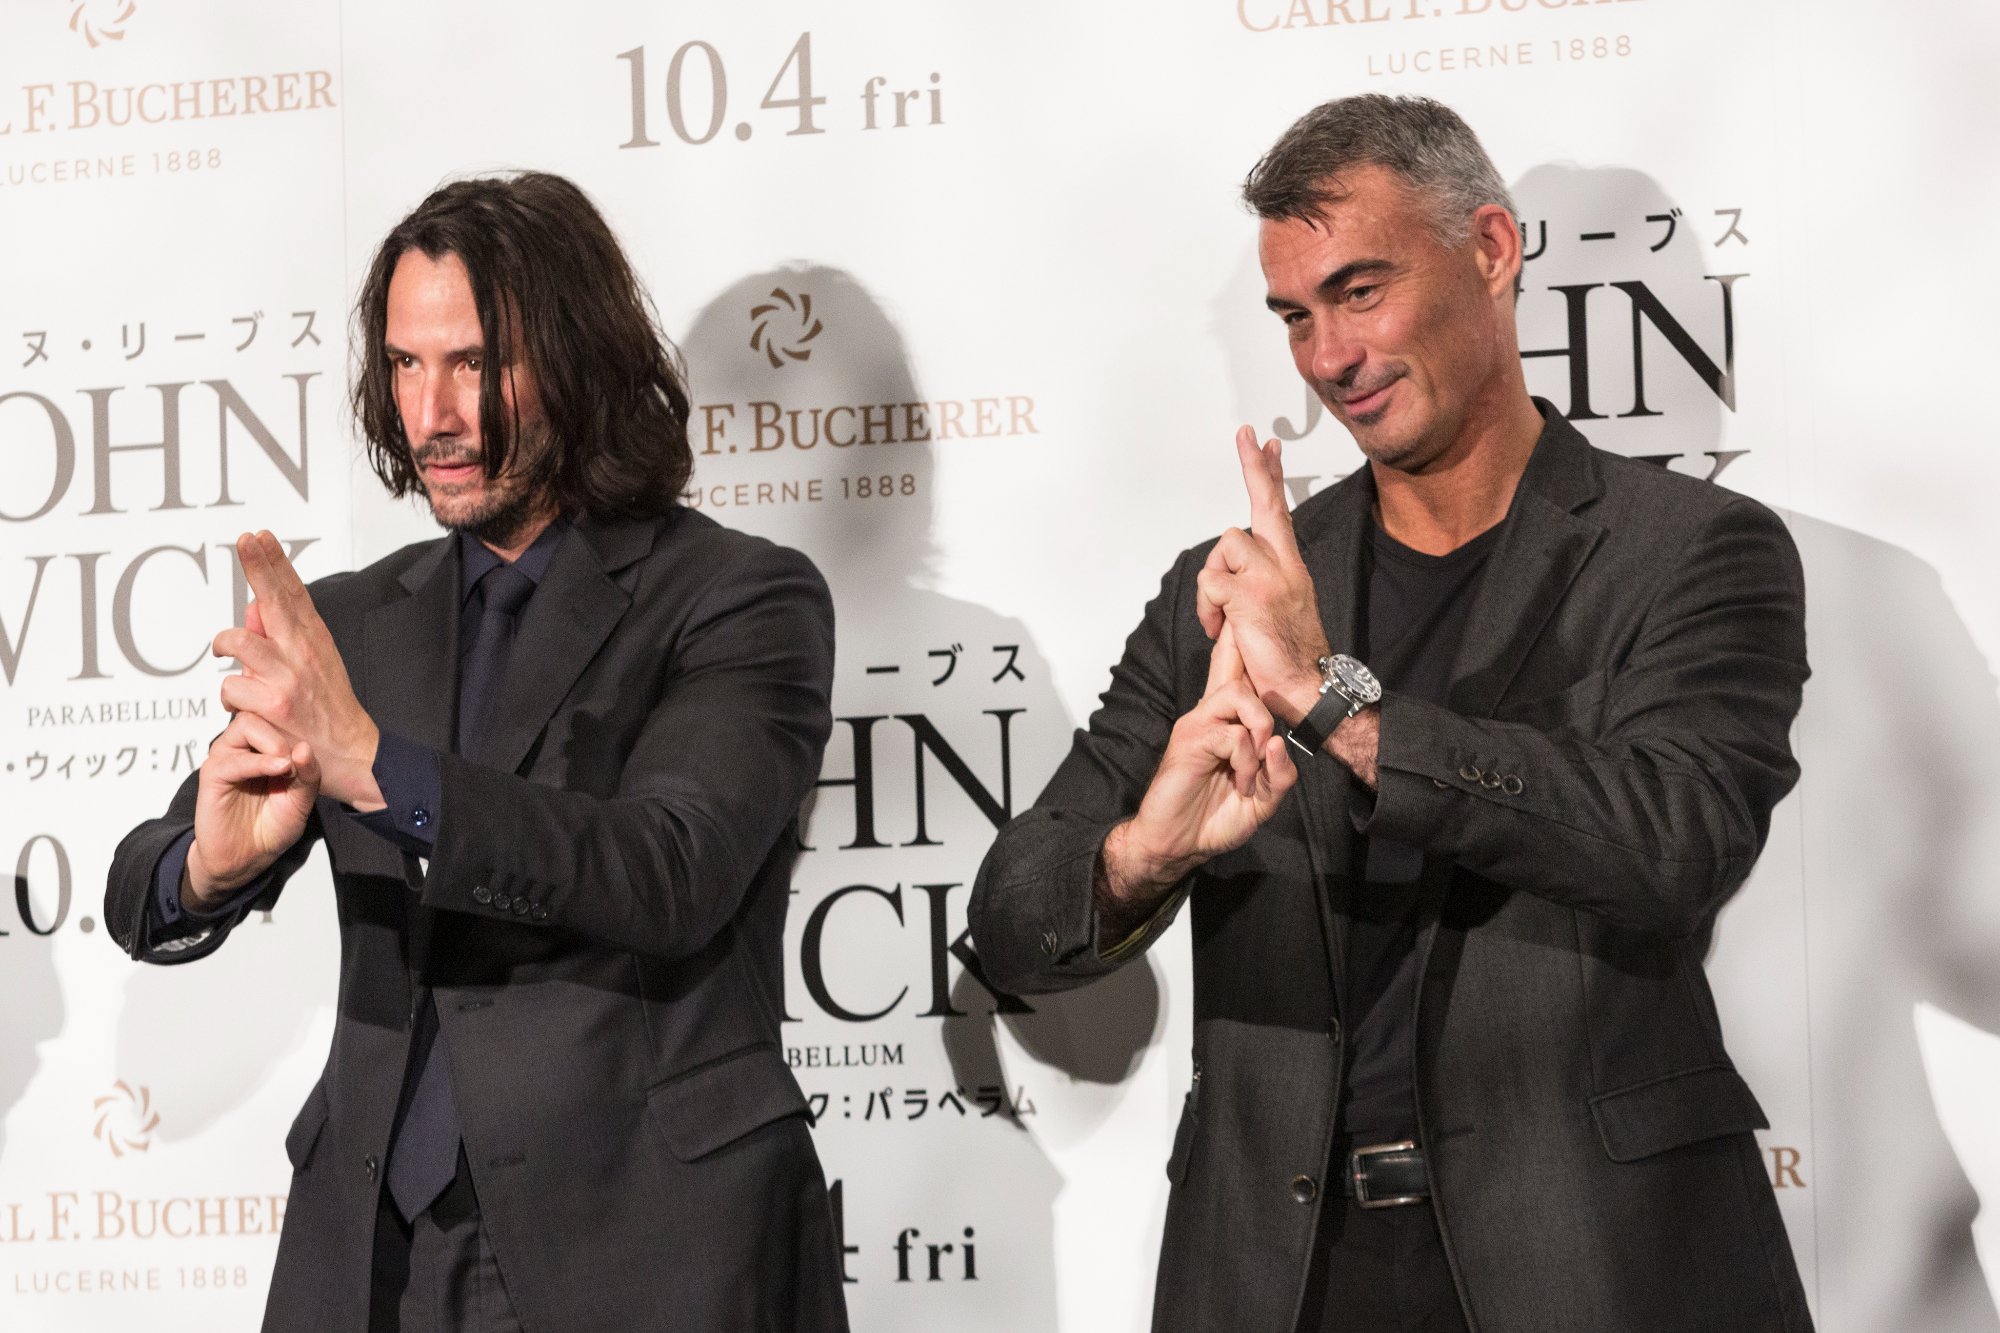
[971,409,1814,1332]
[106,509,849,1333]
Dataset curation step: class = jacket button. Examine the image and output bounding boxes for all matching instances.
[1327,1017,1342,1044]
[411,806,430,829]
[472,885,492,905]
[512,898,529,916]
[1502,775,1524,795]
[1480,771,1503,789]
[493,893,512,911]
[1458,764,1481,782]
[364,1154,378,1181]
[530,905,548,921]
[1290,1174,1318,1204]
[1041,929,1059,956]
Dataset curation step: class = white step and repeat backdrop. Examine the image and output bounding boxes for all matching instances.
[4,1,1999,1328]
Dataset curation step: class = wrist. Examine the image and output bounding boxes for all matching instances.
[1329,704,1381,789]
[1104,819,1197,902]
[1276,667,1324,727]
[325,717,383,810]
[182,841,235,909]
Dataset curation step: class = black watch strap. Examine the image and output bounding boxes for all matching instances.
[1286,687,1356,758]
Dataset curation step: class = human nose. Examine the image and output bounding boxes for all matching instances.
[405,368,466,443]
[1309,318,1367,388]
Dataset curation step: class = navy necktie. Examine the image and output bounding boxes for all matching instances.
[386,561,537,1223]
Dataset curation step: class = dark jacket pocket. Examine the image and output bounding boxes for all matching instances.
[1588,1064,1768,1163]
[647,1044,810,1163]
[285,1082,330,1171]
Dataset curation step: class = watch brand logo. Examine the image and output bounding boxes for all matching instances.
[90,1081,160,1158]
[67,0,136,49]
[749,288,825,370]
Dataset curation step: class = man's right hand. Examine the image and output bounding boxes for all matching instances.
[1101,623,1298,913]
[184,712,320,911]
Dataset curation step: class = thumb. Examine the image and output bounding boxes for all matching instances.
[289,739,321,789]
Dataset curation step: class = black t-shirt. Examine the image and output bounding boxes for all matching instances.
[1336,519,1500,1143]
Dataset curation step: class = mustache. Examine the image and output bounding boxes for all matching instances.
[412,440,482,469]
[1330,368,1401,402]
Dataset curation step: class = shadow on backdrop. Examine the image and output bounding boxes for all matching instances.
[0,913,64,1164]
[112,849,334,1143]
[683,266,1160,1328]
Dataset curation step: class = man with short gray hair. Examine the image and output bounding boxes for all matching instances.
[972,95,1812,1330]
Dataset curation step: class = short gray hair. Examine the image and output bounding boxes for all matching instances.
[1242,94,1516,246]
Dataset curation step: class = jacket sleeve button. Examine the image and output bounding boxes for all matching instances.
[1502,775,1524,795]
[1458,764,1481,783]
[471,885,492,905]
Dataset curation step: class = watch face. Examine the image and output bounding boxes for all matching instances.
[1330,654,1383,703]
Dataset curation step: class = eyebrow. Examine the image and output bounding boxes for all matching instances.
[382,342,486,360]
[1265,259,1394,311]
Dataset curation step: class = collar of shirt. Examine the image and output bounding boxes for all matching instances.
[457,516,570,607]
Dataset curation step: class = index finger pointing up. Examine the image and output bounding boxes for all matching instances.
[238,530,310,641]
[1234,426,1300,559]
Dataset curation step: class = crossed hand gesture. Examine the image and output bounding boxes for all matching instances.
[183,532,380,907]
[1103,429,1343,905]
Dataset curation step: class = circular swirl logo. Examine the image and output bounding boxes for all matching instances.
[68,1,137,49]
[748,288,824,370]
[91,1081,160,1158]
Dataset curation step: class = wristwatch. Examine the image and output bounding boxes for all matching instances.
[1285,653,1382,757]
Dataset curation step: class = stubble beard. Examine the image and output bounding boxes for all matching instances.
[1319,370,1437,474]
[413,431,553,549]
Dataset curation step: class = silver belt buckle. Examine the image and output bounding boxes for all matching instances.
[1351,1139,1424,1210]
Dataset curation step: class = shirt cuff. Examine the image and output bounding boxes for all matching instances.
[350,730,442,856]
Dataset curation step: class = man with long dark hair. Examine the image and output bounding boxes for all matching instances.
[972,97,1812,1330]
[104,173,848,1331]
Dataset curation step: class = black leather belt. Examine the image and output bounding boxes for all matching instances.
[1342,1140,1429,1209]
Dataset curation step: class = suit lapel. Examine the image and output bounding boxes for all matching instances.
[475,516,653,775]
[359,538,458,984]
[1410,412,1607,1103]
[1290,471,1375,1012]
[365,539,460,754]
[1445,413,1607,719]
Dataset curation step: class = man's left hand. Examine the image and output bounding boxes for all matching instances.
[214,530,384,812]
[1195,427,1332,724]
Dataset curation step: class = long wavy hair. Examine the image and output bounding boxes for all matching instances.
[351,172,693,520]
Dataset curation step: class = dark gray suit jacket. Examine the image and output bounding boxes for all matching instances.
[105,509,849,1332]
[971,410,1814,1332]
